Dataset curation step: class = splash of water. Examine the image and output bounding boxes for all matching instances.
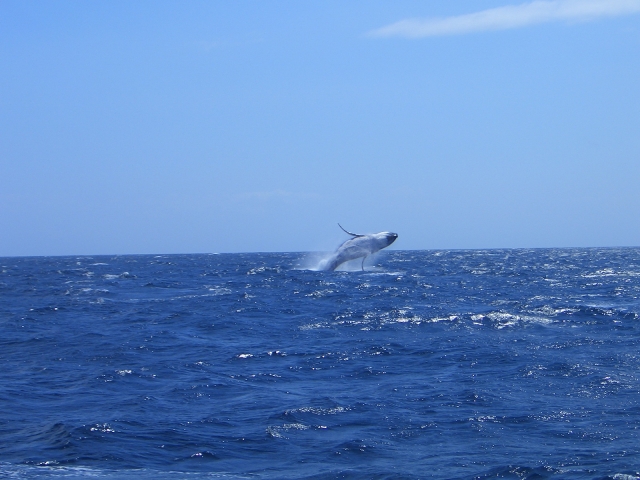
[296,251,386,271]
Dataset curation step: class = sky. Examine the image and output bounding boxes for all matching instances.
[1,0,639,256]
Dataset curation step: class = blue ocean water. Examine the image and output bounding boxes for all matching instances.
[1,249,640,479]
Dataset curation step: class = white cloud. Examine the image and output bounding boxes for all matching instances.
[368,0,640,38]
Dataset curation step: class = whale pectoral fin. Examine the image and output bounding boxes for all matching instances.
[361,255,367,271]
[338,223,362,237]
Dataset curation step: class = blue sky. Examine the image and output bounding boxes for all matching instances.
[1,0,639,256]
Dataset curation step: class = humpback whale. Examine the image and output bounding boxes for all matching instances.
[321,224,398,271]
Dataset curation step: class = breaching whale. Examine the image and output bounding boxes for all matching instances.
[321,224,398,271]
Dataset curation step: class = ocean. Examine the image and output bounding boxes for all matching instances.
[1,248,639,479]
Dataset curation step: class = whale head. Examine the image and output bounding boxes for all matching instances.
[370,231,398,249]
[382,232,398,247]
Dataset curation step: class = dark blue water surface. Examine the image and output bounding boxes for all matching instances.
[1,249,640,479]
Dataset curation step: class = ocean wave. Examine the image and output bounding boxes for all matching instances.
[2,249,640,478]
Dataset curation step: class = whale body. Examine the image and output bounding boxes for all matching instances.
[321,224,398,271]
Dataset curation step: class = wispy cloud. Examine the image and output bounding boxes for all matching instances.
[194,40,224,52]
[368,0,640,38]
[234,190,319,202]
